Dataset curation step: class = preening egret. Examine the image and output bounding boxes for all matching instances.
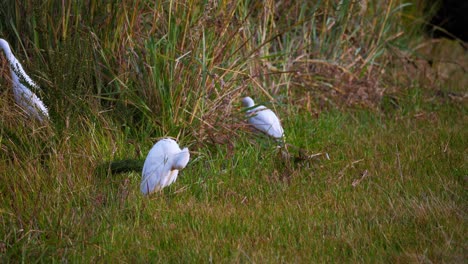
[241,96,284,140]
[140,138,190,195]
[0,38,49,122]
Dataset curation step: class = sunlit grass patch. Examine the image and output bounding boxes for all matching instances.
[1,0,466,262]
[1,88,466,261]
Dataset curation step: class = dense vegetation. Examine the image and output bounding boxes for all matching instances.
[0,0,466,262]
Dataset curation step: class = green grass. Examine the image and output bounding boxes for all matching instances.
[1,89,465,262]
[0,0,466,262]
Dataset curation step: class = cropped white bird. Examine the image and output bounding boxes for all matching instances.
[140,138,190,195]
[0,38,49,122]
[241,96,284,139]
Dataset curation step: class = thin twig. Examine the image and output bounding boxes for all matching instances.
[352,170,369,187]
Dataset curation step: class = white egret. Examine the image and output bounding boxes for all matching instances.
[0,38,49,122]
[241,96,284,140]
[140,138,190,195]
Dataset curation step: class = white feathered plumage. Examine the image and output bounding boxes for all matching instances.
[241,96,284,139]
[0,38,49,122]
[140,138,190,195]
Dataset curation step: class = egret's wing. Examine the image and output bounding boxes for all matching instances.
[141,153,178,194]
[141,163,163,194]
[161,170,179,188]
[141,154,167,194]
[249,109,284,138]
[263,110,284,138]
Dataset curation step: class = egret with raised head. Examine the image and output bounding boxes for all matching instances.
[140,138,190,195]
[0,38,49,122]
[241,96,284,140]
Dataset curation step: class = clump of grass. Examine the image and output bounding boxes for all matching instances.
[0,0,418,139]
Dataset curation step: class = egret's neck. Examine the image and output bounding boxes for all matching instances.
[0,46,39,90]
[0,41,15,63]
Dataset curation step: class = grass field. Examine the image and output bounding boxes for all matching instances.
[0,0,466,262]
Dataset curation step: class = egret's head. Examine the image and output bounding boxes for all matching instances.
[172,147,190,170]
[241,96,255,108]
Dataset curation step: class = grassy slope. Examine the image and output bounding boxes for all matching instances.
[0,0,466,262]
[1,88,465,262]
